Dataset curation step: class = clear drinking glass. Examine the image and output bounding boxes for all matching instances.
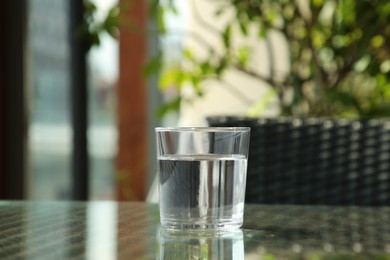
[155,127,251,230]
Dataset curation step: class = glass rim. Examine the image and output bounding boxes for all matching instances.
[155,126,250,133]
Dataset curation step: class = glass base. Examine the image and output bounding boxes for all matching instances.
[161,217,243,231]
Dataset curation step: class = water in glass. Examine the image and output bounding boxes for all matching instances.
[158,153,247,230]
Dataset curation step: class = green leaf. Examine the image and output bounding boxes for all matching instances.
[312,28,325,48]
[200,61,212,75]
[159,69,183,90]
[312,0,324,8]
[237,47,252,67]
[148,0,159,16]
[157,8,166,33]
[85,1,97,14]
[103,13,119,38]
[215,7,226,17]
[184,49,194,61]
[371,35,385,48]
[108,5,120,18]
[143,52,162,77]
[239,19,248,36]
[338,0,356,25]
[222,24,232,49]
[89,32,100,48]
[265,11,277,26]
[156,97,181,118]
[247,88,276,117]
[191,75,203,96]
[258,26,267,39]
[215,61,226,77]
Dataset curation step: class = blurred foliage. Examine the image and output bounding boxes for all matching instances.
[79,1,120,49]
[84,0,390,119]
[154,0,390,118]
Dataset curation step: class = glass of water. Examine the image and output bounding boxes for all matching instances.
[155,127,251,230]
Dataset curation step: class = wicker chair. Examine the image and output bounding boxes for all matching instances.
[208,116,390,206]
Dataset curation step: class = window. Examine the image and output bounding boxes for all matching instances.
[27,0,73,199]
[27,0,118,200]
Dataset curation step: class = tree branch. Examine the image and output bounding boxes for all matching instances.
[233,64,276,87]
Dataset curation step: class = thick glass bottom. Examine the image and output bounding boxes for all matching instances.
[160,216,243,231]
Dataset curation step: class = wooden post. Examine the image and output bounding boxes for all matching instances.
[117,0,148,200]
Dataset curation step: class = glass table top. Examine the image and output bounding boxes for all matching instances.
[0,201,389,259]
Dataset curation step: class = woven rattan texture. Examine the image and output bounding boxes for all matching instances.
[208,117,390,206]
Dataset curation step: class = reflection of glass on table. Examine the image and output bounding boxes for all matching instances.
[158,227,244,259]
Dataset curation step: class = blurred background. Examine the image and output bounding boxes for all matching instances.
[1,0,389,201]
[0,0,155,201]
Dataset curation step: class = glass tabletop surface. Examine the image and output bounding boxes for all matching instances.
[0,201,389,259]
